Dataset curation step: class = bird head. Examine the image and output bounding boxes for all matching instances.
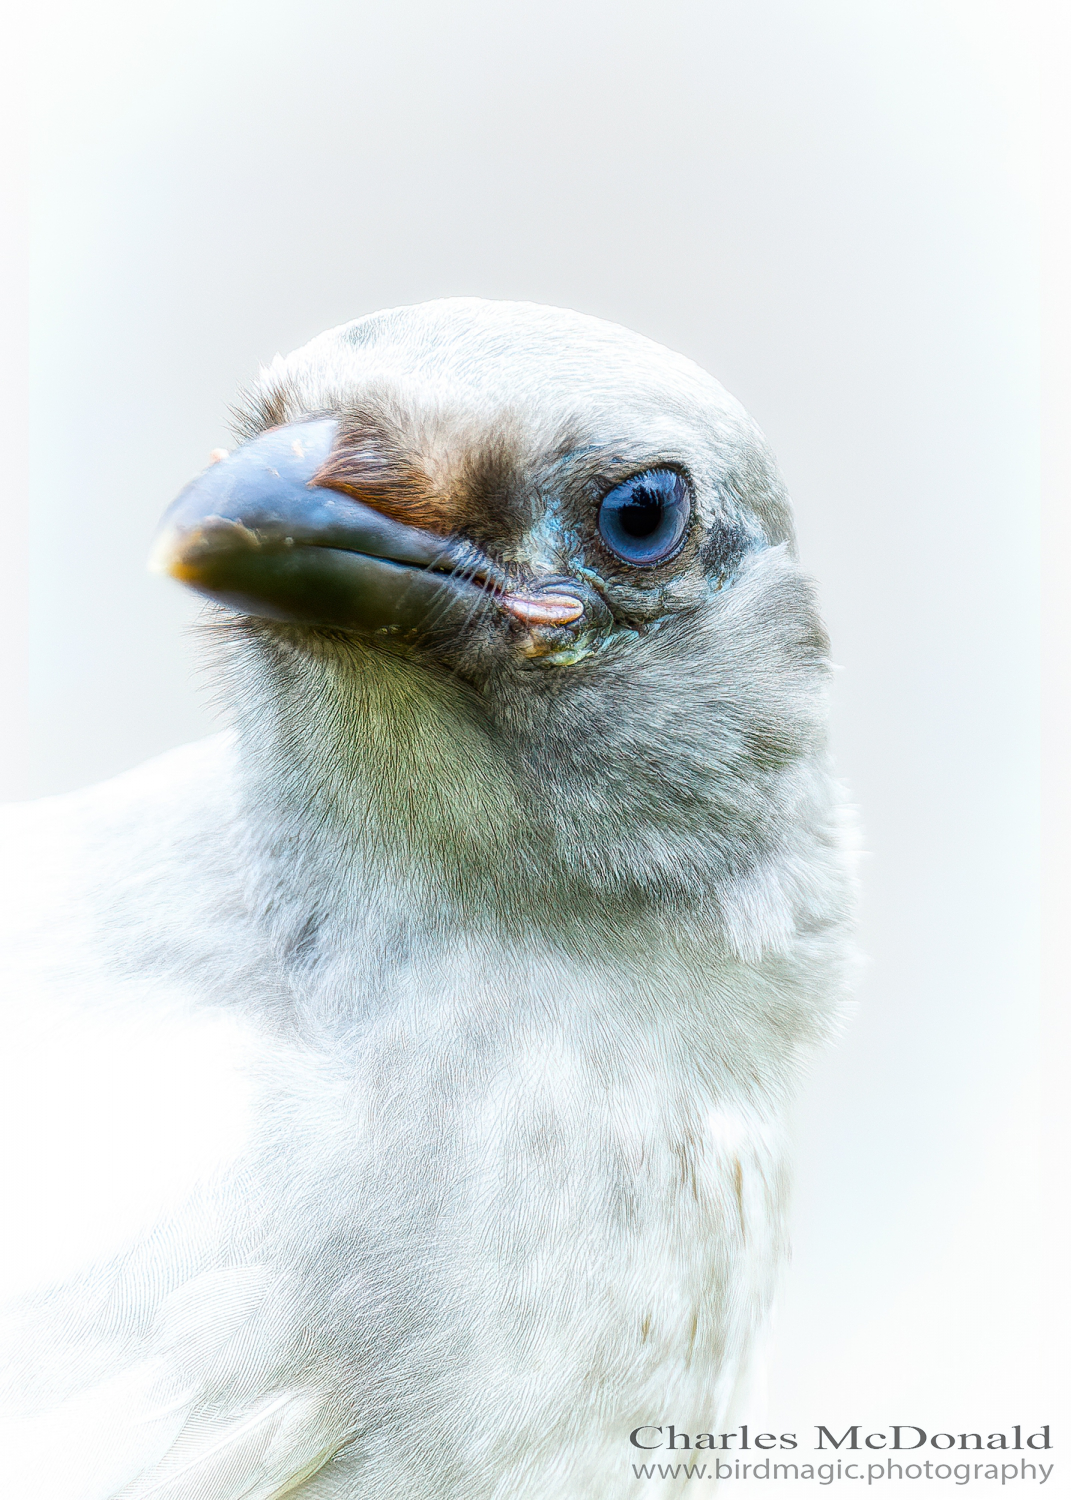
[152,300,833,931]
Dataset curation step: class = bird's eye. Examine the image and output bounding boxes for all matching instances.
[597,468,691,566]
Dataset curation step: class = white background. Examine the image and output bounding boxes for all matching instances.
[4,0,1056,1467]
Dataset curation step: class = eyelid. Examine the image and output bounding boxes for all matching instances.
[591,462,693,499]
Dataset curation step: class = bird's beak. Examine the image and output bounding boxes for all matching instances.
[150,420,585,647]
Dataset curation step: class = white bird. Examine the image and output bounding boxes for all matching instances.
[1,299,853,1498]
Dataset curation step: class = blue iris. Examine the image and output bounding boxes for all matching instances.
[597,468,691,565]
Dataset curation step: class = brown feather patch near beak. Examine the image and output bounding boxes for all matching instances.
[312,422,449,534]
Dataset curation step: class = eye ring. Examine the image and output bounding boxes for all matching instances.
[596,468,691,567]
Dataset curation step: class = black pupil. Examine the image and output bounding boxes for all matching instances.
[618,489,663,538]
